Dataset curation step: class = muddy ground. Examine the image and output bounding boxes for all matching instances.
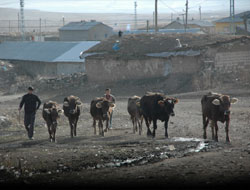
[0,84,250,189]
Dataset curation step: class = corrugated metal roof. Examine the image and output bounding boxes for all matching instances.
[54,41,100,62]
[59,21,102,31]
[0,41,100,62]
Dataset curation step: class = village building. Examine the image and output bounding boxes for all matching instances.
[0,41,99,76]
[59,20,114,41]
[214,11,250,34]
[83,33,250,90]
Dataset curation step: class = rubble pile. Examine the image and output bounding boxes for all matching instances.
[34,72,87,91]
[0,116,11,128]
[0,60,87,94]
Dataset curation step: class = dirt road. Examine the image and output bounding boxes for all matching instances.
[0,89,250,189]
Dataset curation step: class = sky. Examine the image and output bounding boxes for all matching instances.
[0,0,250,14]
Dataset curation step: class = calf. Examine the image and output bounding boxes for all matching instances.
[42,101,63,142]
[63,95,82,138]
[140,92,178,138]
[127,96,143,135]
[90,97,115,136]
[201,92,238,142]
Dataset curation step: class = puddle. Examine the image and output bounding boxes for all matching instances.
[172,137,208,153]
[88,138,209,170]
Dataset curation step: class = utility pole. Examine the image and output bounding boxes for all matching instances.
[230,0,235,34]
[146,20,149,32]
[20,0,25,41]
[39,18,42,41]
[155,0,158,32]
[153,11,155,27]
[199,6,201,20]
[17,13,20,33]
[185,0,188,30]
[134,1,137,30]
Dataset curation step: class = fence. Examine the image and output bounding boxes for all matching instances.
[0,19,65,34]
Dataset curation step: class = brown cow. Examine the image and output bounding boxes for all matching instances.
[201,92,238,142]
[63,95,82,138]
[42,101,63,142]
[127,96,143,135]
[90,97,115,136]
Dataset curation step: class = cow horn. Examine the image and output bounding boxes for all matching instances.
[96,102,102,108]
[109,102,116,108]
[76,101,82,106]
[230,98,238,104]
[212,99,220,105]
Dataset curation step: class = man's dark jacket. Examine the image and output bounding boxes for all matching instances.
[19,93,41,113]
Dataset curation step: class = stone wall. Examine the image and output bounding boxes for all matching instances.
[215,51,250,73]
[10,60,85,77]
[85,55,201,82]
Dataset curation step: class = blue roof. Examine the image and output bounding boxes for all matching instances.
[0,41,100,62]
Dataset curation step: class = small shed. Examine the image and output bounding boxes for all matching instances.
[59,20,114,41]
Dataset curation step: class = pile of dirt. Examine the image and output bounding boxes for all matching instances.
[86,33,247,59]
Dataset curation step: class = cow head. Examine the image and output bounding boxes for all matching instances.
[44,105,63,127]
[63,96,82,115]
[212,95,238,115]
[158,97,179,117]
[96,99,115,119]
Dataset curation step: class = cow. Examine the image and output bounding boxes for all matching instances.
[140,92,179,138]
[127,96,143,135]
[42,101,63,142]
[201,92,238,142]
[63,95,82,138]
[90,97,115,136]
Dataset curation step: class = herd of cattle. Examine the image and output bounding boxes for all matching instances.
[42,92,238,143]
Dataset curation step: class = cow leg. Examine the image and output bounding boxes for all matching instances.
[52,126,56,143]
[225,119,230,143]
[138,117,143,135]
[214,121,219,142]
[203,115,209,139]
[69,118,73,138]
[74,117,78,137]
[209,120,215,141]
[47,124,52,142]
[152,119,157,138]
[93,119,97,135]
[164,117,170,138]
[104,118,109,132]
[132,116,136,134]
[99,119,104,136]
[144,117,152,137]
[135,116,138,132]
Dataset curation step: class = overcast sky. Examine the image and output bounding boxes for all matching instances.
[0,0,250,14]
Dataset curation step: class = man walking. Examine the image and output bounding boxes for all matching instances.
[104,88,115,129]
[19,86,41,140]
